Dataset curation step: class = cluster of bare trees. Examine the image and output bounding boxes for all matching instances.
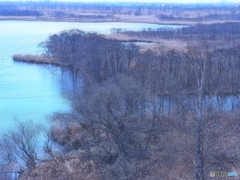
[40,29,139,84]
[2,28,240,179]
[33,30,240,179]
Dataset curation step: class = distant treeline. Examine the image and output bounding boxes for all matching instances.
[0,1,239,16]
[0,10,42,16]
[0,6,42,16]
[113,22,240,41]
[53,11,114,20]
[158,13,240,21]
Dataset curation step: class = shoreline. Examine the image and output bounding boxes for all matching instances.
[1,16,240,26]
[0,16,189,25]
[12,55,68,67]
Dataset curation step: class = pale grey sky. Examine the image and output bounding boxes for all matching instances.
[58,0,238,3]
[0,0,239,3]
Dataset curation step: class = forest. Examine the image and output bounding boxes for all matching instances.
[3,21,240,180]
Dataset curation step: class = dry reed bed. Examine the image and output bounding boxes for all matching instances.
[13,54,68,66]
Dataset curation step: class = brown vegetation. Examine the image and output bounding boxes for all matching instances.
[2,2,240,179]
[1,1,240,25]
[10,28,239,180]
[13,55,67,66]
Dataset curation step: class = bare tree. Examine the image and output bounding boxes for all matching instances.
[184,40,240,180]
[0,136,17,164]
[185,41,209,180]
[51,75,161,161]
[3,120,43,169]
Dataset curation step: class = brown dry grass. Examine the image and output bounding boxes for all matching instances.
[13,54,68,66]
[105,33,187,52]
[1,10,240,25]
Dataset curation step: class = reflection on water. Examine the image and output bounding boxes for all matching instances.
[0,62,71,129]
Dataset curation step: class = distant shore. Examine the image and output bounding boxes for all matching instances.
[1,15,240,26]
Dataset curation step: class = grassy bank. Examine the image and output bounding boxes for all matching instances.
[12,55,68,66]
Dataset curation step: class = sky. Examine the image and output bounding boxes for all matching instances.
[57,0,239,3]
[0,0,239,4]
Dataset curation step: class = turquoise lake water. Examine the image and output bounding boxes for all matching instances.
[0,21,181,131]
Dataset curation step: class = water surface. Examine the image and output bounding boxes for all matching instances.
[0,21,181,130]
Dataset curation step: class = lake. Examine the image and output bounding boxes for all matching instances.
[0,20,182,131]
